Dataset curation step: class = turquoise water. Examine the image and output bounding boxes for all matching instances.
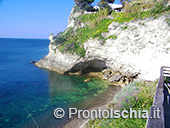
[0,38,116,128]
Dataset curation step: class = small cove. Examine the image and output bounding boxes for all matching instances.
[0,38,121,128]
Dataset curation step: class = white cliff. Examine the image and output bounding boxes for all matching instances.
[35,10,170,81]
[67,7,83,28]
[84,15,170,80]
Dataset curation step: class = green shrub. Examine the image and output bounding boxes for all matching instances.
[73,5,80,13]
[108,35,117,39]
[97,1,113,15]
[87,80,158,128]
[121,26,128,30]
[113,82,139,110]
[150,2,164,15]
[150,2,170,16]
[111,12,134,23]
[102,35,117,44]
[78,8,112,23]
[74,0,95,11]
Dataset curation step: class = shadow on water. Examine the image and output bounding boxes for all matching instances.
[20,71,121,128]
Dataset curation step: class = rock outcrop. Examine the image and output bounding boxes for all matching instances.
[35,8,170,81]
[67,6,83,28]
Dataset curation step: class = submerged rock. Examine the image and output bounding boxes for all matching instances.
[84,78,92,83]
[30,61,37,64]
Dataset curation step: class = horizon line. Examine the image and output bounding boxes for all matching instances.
[0,37,49,40]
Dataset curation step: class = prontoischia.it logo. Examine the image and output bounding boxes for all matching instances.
[53,108,161,119]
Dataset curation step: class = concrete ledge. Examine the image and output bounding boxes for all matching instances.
[146,67,165,128]
[146,105,164,128]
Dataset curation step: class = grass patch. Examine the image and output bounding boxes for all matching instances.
[107,35,117,40]
[79,9,110,24]
[165,18,170,26]
[111,10,151,23]
[112,12,135,23]
[86,80,158,128]
[150,2,170,17]
[111,2,170,23]
[102,35,117,44]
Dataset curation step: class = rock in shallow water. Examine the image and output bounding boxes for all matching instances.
[108,73,122,83]
[84,78,92,83]
[30,61,37,64]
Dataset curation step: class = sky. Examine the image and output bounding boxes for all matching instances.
[0,0,120,39]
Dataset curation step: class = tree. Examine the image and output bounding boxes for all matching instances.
[98,0,115,9]
[101,0,115,3]
[99,0,115,6]
[119,0,130,6]
[74,0,95,11]
[97,0,115,14]
[74,0,94,5]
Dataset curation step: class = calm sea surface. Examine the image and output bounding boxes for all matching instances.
[0,38,120,128]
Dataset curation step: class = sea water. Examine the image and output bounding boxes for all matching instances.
[0,38,120,128]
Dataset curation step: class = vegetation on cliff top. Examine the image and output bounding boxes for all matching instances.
[74,0,115,11]
[52,0,170,57]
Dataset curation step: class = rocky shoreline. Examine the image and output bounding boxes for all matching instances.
[35,48,139,86]
[68,68,139,86]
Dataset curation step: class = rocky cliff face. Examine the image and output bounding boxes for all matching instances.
[35,8,170,81]
[84,15,170,81]
[67,6,84,28]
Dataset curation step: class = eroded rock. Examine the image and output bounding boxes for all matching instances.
[108,73,122,83]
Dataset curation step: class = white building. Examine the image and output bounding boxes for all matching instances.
[94,4,124,13]
[108,4,124,13]
[94,6,100,10]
